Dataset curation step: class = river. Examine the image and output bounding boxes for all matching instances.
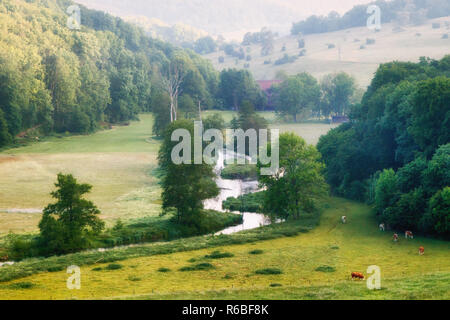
[204,151,271,235]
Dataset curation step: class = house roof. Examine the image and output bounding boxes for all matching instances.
[256,80,282,91]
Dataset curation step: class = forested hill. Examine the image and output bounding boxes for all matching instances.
[291,0,450,35]
[0,0,219,147]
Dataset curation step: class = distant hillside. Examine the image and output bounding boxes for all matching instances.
[124,16,208,46]
[73,0,309,39]
[204,17,450,87]
[291,0,450,35]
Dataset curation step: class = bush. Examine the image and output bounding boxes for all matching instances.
[249,249,264,255]
[157,267,171,273]
[204,251,235,259]
[315,265,336,273]
[327,43,335,49]
[255,268,282,275]
[106,263,123,270]
[274,54,298,65]
[179,263,215,272]
[366,38,376,45]
[222,191,265,213]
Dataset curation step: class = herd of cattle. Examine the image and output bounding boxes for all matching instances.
[341,216,426,281]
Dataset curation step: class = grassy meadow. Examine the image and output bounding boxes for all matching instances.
[0,198,448,300]
[204,18,450,87]
[0,112,334,234]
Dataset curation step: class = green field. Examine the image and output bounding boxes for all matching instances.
[204,18,450,87]
[0,113,334,234]
[0,198,448,300]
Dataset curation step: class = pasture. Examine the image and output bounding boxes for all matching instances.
[204,18,450,87]
[0,112,334,234]
[0,198,448,300]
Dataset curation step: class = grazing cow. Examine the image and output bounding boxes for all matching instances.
[351,272,365,280]
[405,231,414,239]
[342,216,347,224]
[393,233,399,242]
[379,223,385,231]
[419,246,425,256]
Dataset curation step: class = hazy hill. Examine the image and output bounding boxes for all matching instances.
[74,0,374,39]
[205,17,450,87]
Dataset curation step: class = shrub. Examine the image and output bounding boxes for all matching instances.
[157,267,171,273]
[92,267,103,271]
[249,249,264,255]
[270,283,283,287]
[327,43,335,49]
[179,263,215,272]
[315,265,336,273]
[274,54,298,65]
[5,282,36,289]
[366,38,376,45]
[255,268,282,275]
[105,263,123,270]
[204,251,234,259]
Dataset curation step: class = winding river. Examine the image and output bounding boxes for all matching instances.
[204,151,271,235]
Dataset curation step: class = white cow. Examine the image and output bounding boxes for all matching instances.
[341,216,347,224]
[379,223,385,231]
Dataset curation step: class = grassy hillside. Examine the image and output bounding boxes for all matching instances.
[204,18,450,87]
[0,198,448,300]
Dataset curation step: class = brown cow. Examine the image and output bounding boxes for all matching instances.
[351,272,365,280]
[419,246,425,256]
[393,233,399,242]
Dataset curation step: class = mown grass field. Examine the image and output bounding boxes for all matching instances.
[0,112,334,234]
[0,114,162,234]
[0,198,448,300]
[204,18,450,87]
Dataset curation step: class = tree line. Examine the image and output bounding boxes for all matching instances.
[317,56,450,237]
[291,0,450,36]
[0,0,220,147]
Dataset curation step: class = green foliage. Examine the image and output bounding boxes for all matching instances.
[274,73,321,122]
[259,133,328,220]
[315,265,336,273]
[202,113,225,132]
[106,263,123,270]
[158,120,219,224]
[318,57,450,223]
[37,174,105,255]
[422,187,450,237]
[204,251,235,259]
[222,191,265,213]
[158,267,171,273]
[319,72,356,117]
[255,268,282,275]
[221,164,258,180]
[179,262,215,271]
[0,0,218,147]
[218,69,264,110]
[249,249,264,255]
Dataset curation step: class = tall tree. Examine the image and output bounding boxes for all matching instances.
[38,174,104,254]
[259,133,328,220]
[158,120,219,224]
[275,73,321,122]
